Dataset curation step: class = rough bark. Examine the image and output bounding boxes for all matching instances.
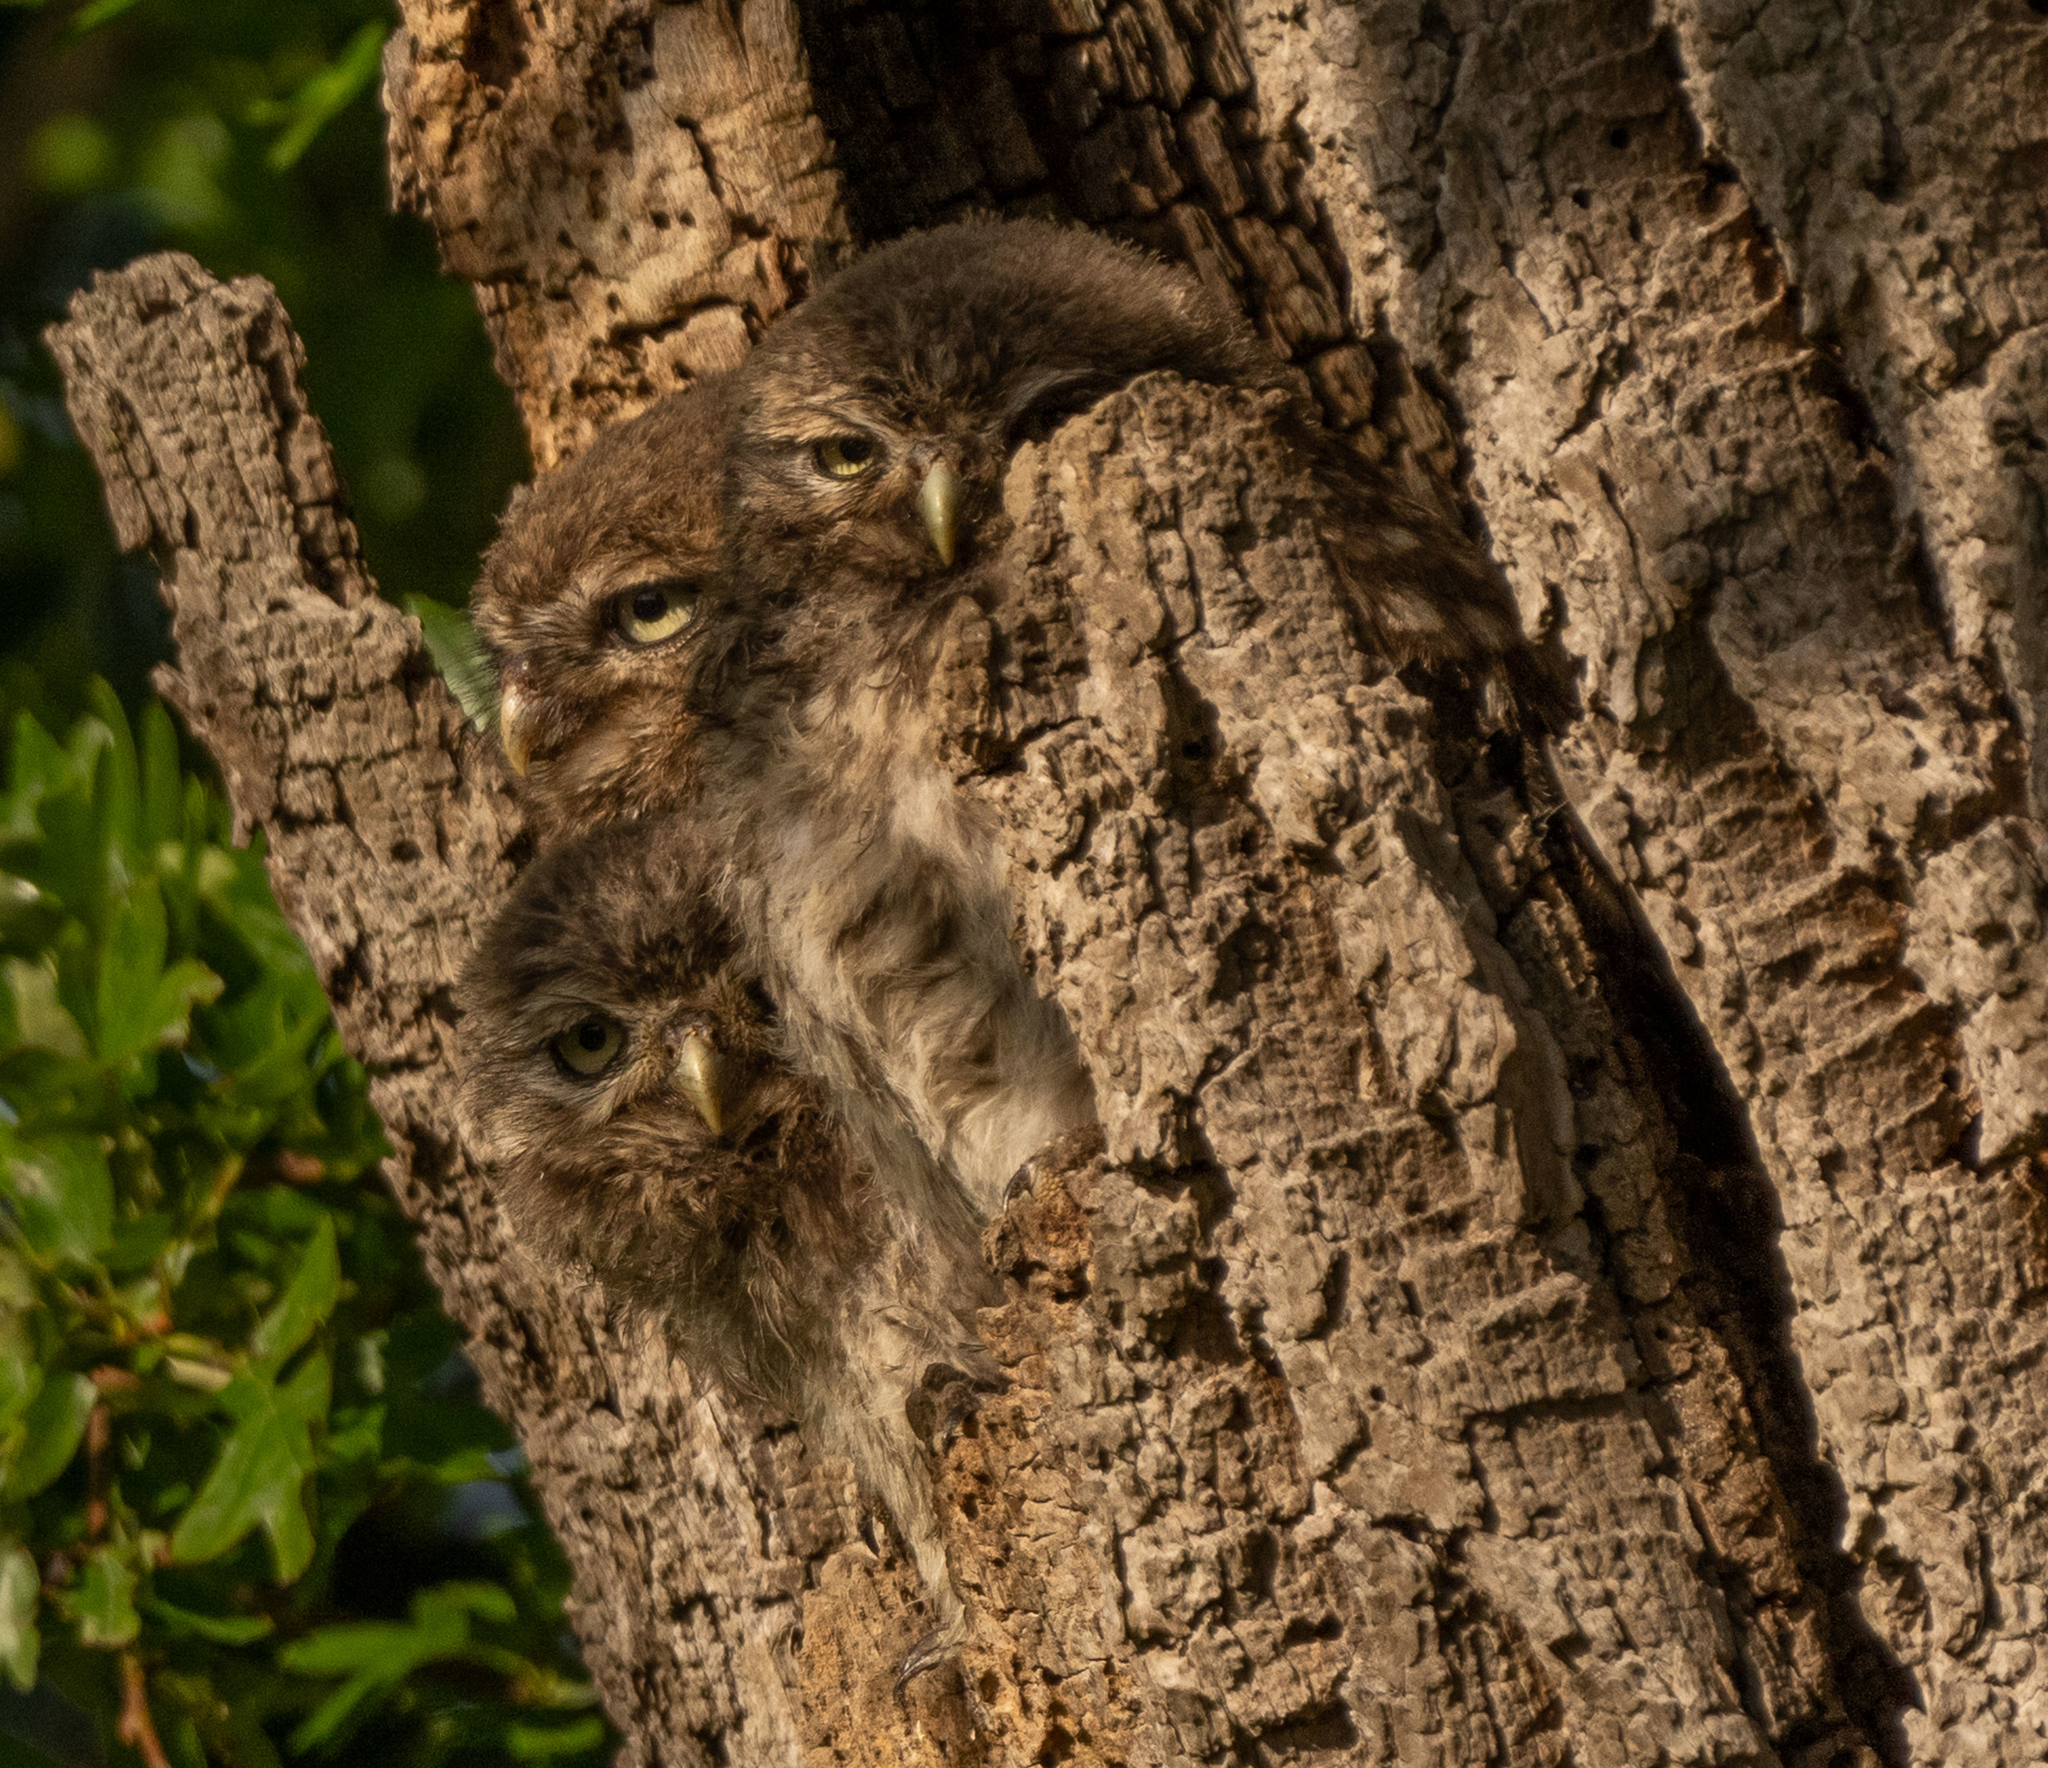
[45,1,2048,1765]
[1240,7,2048,1759]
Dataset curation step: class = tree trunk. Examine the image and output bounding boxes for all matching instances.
[45,3,2048,1765]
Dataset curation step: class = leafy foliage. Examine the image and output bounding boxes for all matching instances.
[0,690,607,1767]
[0,0,527,737]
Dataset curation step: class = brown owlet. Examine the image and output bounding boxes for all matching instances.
[697,218,1548,1218]
[454,815,997,1647]
[469,376,733,847]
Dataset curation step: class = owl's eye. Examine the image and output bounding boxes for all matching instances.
[616,579,696,646]
[551,1015,625,1078]
[814,436,878,479]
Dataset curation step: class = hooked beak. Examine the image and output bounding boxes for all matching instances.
[918,459,964,567]
[499,676,536,778]
[675,1033,728,1136]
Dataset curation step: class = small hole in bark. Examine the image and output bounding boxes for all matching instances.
[1571,189,1591,208]
[1368,1385,1386,1403]
[961,1493,980,1519]
[1181,738,1208,760]
[651,211,671,228]
[979,1672,1000,1701]
[1038,1726,1076,1764]
[390,837,422,862]
[1609,125,1631,149]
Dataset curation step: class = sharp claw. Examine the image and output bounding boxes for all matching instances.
[896,1612,966,1689]
[907,1363,1000,1452]
[1004,1123,1107,1206]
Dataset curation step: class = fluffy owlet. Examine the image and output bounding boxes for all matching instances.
[455,815,997,1648]
[698,218,1549,1217]
[470,376,732,846]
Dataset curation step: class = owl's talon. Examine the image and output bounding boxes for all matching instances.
[1004,1123,1108,1207]
[906,1362,1000,1451]
[896,1611,967,1689]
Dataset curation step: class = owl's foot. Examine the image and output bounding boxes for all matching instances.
[896,1607,968,1689]
[905,1362,998,1452]
[1003,1122,1108,1207]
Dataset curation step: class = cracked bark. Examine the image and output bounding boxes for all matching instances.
[46,1,2048,1764]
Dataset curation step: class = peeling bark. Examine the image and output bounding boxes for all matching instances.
[46,1,2048,1764]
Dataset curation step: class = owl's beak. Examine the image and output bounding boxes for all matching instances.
[499,676,536,778]
[675,1033,728,1136]
[918,459,964,566]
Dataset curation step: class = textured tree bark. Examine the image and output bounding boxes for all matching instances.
[46,2,2048,1765]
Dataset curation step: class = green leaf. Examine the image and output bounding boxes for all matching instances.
[137,700,182,855]
[105,1211,175,1276]
[1,712,69,840]
[71,0,150,28]
[85,681,140,884]
[507,1717,609,1760]
[280,1582,514,1752]
[0,875,62,952]
[249,1216,339,1372]
[5,1370,96,1498]
[96,881,222,1065]
[141,1595,273,1645]
[406,596,500,731]
[66,1542,139,1647]
[169,1352,328,1580]
[0,1545,37,1692]
[261,22,388,171]
[0,955,89,1060]
[2,1130,114,1264]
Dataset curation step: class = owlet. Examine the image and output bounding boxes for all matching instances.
[470,376,733,847]
[699,218,1549,1219]
[455,814,997,1652]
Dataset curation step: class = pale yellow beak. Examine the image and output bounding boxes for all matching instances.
[499,680,535,778]
[918,459,964,567]
[676,1034,727,1136]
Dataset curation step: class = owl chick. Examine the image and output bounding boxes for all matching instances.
[470,376,733,847]
[698,219,1551,1217]
[455,815,997,1649]
[718,217,1540,688]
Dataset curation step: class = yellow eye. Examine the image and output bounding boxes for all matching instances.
[552,1015,625,1078]
[814,436,878,479]
[617,579,695,646]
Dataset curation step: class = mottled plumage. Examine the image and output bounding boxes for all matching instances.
[697,218,1549,1218]
[470,377,733,845]
[718,218,1537,694]
[455,817,994,1636]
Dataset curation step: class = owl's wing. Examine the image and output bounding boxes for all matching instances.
[1291,418,1574,734]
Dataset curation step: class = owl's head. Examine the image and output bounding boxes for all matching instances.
[471,378,734,842]
[724,219,1269,603]
[456,818,865,1322]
